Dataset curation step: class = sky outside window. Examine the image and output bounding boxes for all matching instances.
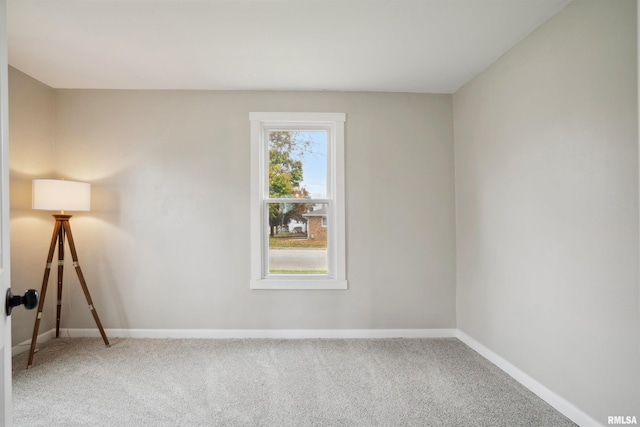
[268,130,327,199]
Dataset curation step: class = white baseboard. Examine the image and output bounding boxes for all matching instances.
[59,328,457,339]
[11,329,56,357]
[456,330,602,427]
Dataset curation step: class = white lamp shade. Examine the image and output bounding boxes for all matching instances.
[32,179,91,212]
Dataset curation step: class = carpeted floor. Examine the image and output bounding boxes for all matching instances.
[12,338,576,426]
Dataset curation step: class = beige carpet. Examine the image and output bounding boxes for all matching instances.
[12,337,576,426]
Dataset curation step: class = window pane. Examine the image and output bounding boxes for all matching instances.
[267,202,328,275]
[268,130,327,199]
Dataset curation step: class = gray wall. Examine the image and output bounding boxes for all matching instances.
[453,0,639,422]
[8,86,457,342]
[8,67,57,347]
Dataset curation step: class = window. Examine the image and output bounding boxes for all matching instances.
[250,112,346,290]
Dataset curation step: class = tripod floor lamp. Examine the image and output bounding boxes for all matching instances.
[27,179,110,369]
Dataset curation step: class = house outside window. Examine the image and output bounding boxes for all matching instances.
[250,112,346,290]
[304,207,328,239]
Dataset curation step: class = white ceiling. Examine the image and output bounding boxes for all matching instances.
[7,0,570,93]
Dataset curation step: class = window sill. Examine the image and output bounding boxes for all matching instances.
[250,279,348,290]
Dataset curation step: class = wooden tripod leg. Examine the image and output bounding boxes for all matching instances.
[27,220,62,369]
[62,221,110,347]
[56,224,64,338]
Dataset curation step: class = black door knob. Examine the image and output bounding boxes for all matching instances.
[6,289,39,316]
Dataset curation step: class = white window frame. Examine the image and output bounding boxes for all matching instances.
[250,112,347,290]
